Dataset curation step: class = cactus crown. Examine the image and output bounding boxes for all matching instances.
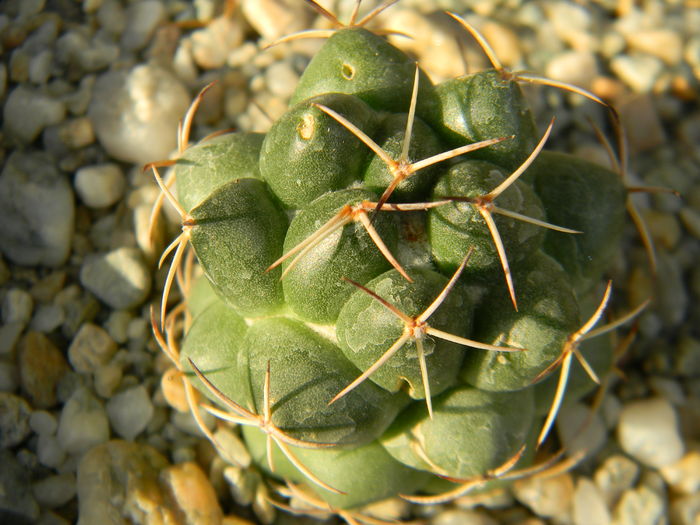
[149,2,651,520]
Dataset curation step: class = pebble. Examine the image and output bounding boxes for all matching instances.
[594,455,640,507]
[2,288,34,324]
[513,472,574,518]
[627,29,683,65]
[660,451,700,495]
[644,209,681,250]
[74,163,126,209]
[433,508,498,525]
[94,362,123,398]
[573,477,611,525]
[120,0,166,52]
[264,61,299,99]
[670,493,700,525]
[29,410,58,436]
[0,392,32,448]
[106,385,154,440]
[212,427,251,469]
[37,434,66,469]
[617,397,685,469]
[56,387,110,455]
[18,331,69,408]
[675,336,700,377]
[3,85,66,143]
[610,54,664,93]
[546,50,599,90]
[0,361,19,392]
[76,440,169,525]
[0,449,40,523]
[88,64,190,165]
[96,0,126,36]
[191,15,244,69]
[32,473,76,509]
[80,247,152,310]
[67,323,117,374]
[612,485,666,525]
[104,310,131,344]
[29,303,65,333]
[0,321,24,356]
[241,0,310,40]
[56,117,95,149]
[160,461,224,525]
[0,151,75,267]
[556,401,607,458]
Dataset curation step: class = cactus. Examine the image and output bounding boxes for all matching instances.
[149,3,651,521]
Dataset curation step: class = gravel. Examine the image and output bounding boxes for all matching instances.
[0,0,698,523]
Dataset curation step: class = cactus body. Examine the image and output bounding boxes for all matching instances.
[153,10,639,516]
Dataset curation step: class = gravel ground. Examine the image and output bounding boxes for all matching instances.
[0,0,699,524]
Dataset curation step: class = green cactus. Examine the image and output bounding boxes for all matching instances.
[149,4,650,521]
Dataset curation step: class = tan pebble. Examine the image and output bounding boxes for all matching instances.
[680,207,700,239]
[626,266,654,310]
[513,472,574,518]
[160,461,223,525]
[223,517,256,525]
[660,450,700,495]
[627,30,683,65]
[591,76,627,101]
[161,367,191,413]
[618,94,667,153]
[68,322,117,374]
[481,21,522,69]
[643,209,681,250]
[18,331,69,409]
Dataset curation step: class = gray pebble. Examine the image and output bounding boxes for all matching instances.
[2,288,34,325]
[3,85,66,143]
[56,387,110,455]
[0,361,19,393]
[0,449,40,522]
[74,163,125,208]
[0,322,24,356]
[37,434,66,469]
[557,401,607,458]
[29,410,57,436]
[88,65,189,165]
[0,392,32,448]
[617,397,684,469]
[106,385,154,440]
[121,0,166,52]
[28,49,52,84]
[545,50,599,90]
[68,323,117,374]
[29,304,65,333]
[104,311,131,345]
[80,247,152,310]
[32,473,76,509]
[594,455,640,507]
[0,151,74,267]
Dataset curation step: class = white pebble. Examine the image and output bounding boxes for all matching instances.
[74,164,126,208]
[68,323,117,374]
[106,385,154,440]
[191,15,244,69]
[610,54,664,93]
[617,397,684,469]
[573,478,611,525]
[546,50,599,90]
[28,49,53,84]
[88,64,189,165]
[56,387,110,455]
[121,1,166,52]
[557,402,607,458]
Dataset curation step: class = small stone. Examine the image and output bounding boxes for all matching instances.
[68,323,117,374]
[3,85,66,143]
[627,29,683,65]
[37,434,66,469]
[29,303,65,333]
[612,485,666,525]
[104,311,131,345]
[106,385,154,440]
[643,209,681,250]
[264,61,299,99]
[96,0,126,36]
[513,472,574,518]
[28,48,52,84]
[57,117,94,149]
[617,397,684,469]
[618,94,667,153]
[57,387,110,455]
[660,451,700,495]
[2,288,34,325]
[80,247,152,310]
[594,455,640,507]
[0,322,24,356]
[32,473,76,509]
[88,65,189,165]
[0,152,74,267]
[94,362,123,398]
[29,410,57,436]
[191,15,244,69]
[160,461,224,525]
[573,478,611,525]
[30,271,66,303]
[680,207,700,240]
[212,427,251,469]
[675,336,700,377]
[74,163,126,208]
[0,449,40,522]
[0,392,32,448]
[610,54,664,93]
[557,402,607,458]
[120,0,166,52]
[18,331,69,408]
[433,509,498,525]
[241,0,310,40]
[76,440,170,525]
[546,51,599,90]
